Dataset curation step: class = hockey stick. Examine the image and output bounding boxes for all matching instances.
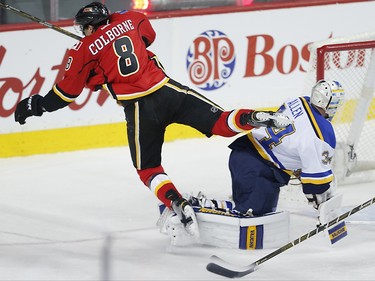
[206,196,375,278]
[0,3,82,40]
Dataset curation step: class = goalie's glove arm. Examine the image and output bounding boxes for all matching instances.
[302,182,330,195]
[303,182,332,210]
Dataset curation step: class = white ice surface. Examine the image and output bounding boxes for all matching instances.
[1,137,374,280]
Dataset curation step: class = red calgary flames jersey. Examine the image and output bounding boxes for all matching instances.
[56,10,168,102]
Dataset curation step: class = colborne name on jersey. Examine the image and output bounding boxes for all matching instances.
[88,20,135,55]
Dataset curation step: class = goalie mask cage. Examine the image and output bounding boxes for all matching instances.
[303,31,375,184]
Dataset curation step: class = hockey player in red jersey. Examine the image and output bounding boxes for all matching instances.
[14,2,291,239]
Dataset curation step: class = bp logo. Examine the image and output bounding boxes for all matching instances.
[186,30,236,91]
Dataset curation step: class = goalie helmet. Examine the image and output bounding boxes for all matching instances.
[310,80,345,120]
[75,2,109,30]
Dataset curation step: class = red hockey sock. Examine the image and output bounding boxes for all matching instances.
[137,166,181,208]
[148,173,181,208]
[211,110,255,136]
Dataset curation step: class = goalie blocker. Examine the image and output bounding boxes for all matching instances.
[158,204,290,250]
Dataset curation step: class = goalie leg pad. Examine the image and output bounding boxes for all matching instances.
[197,209,290,249]
[327,221,347,244]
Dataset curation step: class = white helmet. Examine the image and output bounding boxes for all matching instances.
[310,80,345,120]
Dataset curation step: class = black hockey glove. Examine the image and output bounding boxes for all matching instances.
[14,95,45,125]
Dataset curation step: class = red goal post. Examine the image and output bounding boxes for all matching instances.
[304,32,375,184]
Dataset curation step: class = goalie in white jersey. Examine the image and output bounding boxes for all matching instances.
[228,79,345,216]
[158,80,346,248]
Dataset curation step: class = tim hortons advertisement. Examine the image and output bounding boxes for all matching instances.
[1,1,375,134]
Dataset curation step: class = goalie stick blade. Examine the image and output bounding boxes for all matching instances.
[206,255,258,278]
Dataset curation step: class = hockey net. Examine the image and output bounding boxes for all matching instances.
[304,32,375,185]
[280,31,375,205]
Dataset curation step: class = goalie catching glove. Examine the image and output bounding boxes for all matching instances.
[242,110,293,128]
